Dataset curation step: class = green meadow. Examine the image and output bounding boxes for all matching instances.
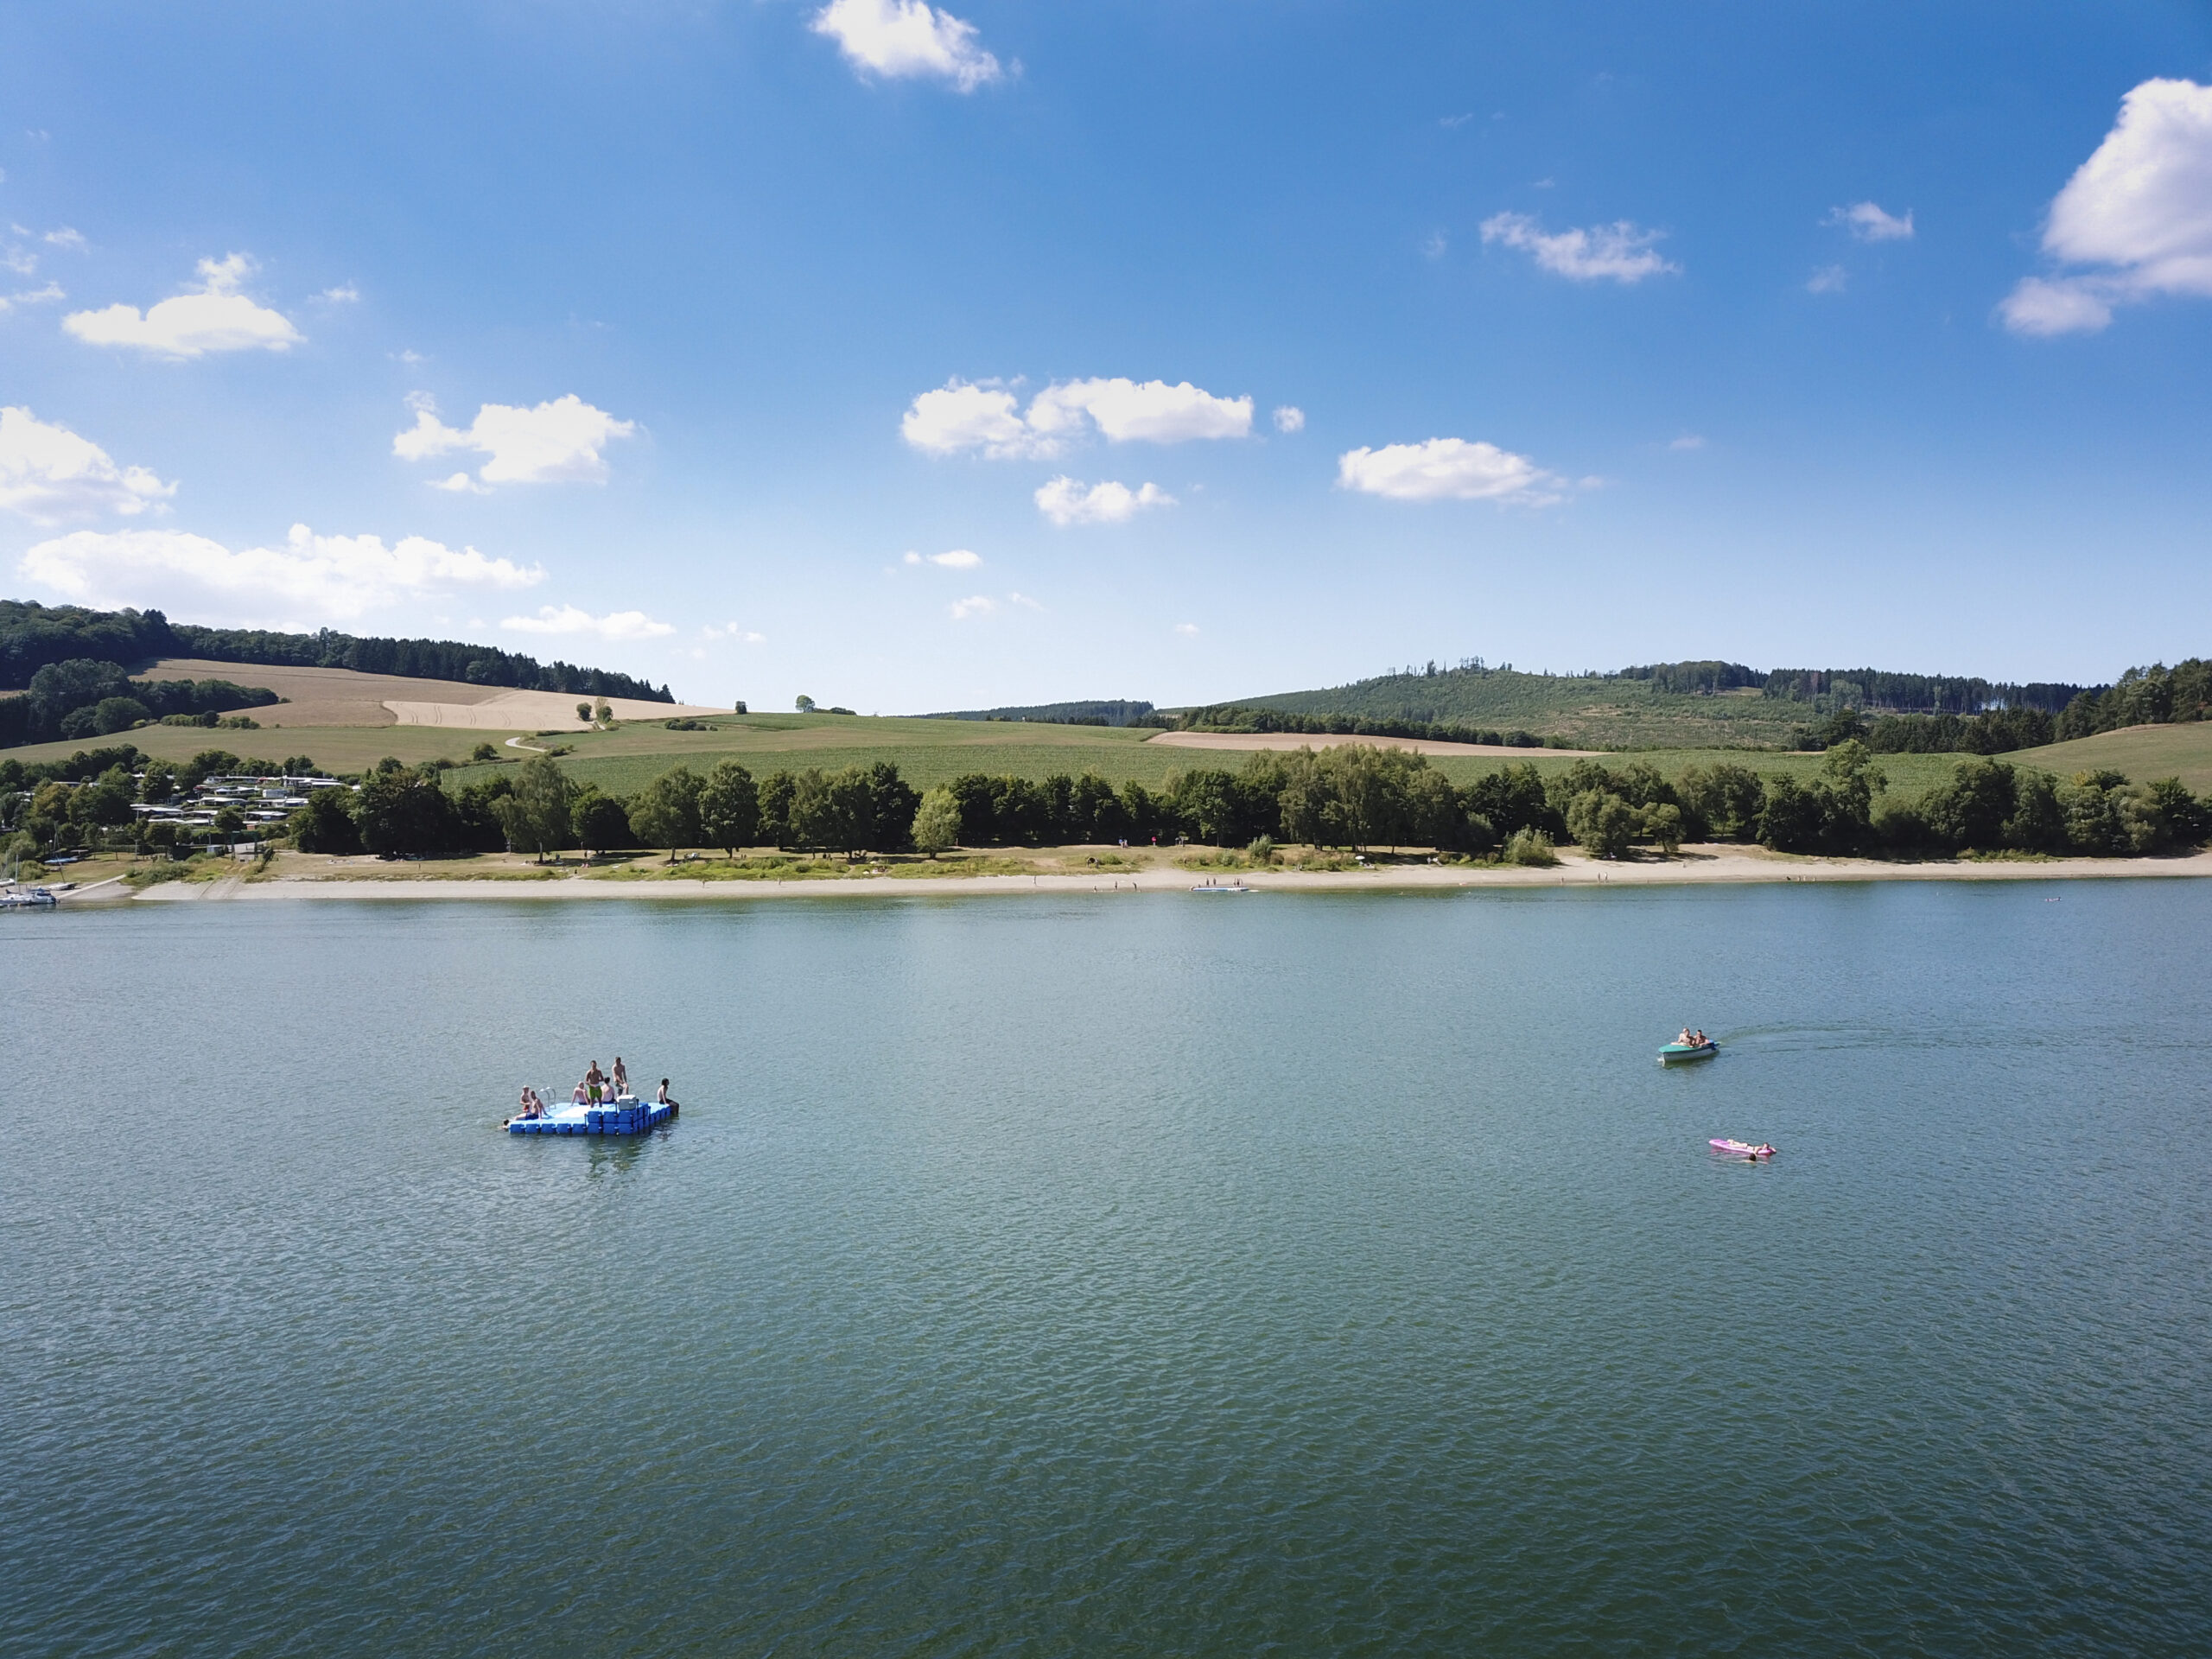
[21,707,2212,810]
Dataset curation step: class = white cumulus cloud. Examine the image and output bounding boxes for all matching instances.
[62,252,303,358]
[1827,201,1914,241]
[2002,78,2212,335]
[1479,213,1678,283]
[810,0,1002,92]
[1337,436,1563,505]
[500,604,674,640]
[948,594,996,620]
[394,393,636,486]
[1032,378,1251,443]
[901,380,1035,457]
[901,376,1251,457]
[903,548,982,569]
[0,406,177,524]
[1033,476,1173,526]
[19,524,541,626]
[1273,404,1305,433]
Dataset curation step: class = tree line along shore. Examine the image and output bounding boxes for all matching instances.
[9,734,2211,884]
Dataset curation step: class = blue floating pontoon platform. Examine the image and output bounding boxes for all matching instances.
[507,1097,677,1135]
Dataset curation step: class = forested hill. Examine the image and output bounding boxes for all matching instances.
[1177,658,2104,752]
[0,601,671,702]
[924,700,1157,727]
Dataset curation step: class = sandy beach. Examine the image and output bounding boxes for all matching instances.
[107,844,2212,902]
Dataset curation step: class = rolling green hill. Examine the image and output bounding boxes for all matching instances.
[2009,723,2212,792]
[1185,658,2097,751]
[1181,668,1805,748]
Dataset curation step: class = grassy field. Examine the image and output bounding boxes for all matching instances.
[11,706,1981,799]
[449,713,1174,795]
[1216,666,1815,747]
[442,717,1968,799]
[25,675,2206,807]
[2010,722,2212,791]
[4,721,500,774]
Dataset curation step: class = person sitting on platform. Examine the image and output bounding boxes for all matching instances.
[657,1078,678,1109]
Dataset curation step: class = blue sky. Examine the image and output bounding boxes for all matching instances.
[2,2,2209,709]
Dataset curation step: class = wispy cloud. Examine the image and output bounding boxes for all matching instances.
[1826,201,1914,242]
[948,594,996,620]
[1807,264,1848,295]
[1480,213,1678,283]
[500,604,674,640]
[904,548,982,569]
[1273,405,1305,434]
[0,282,67,313]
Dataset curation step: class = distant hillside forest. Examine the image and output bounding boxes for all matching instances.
[0,601,671,699]
[1178,657,2150,753]
[925,700,1158,728]
[0,600,671,750]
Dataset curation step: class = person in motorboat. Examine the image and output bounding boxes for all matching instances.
[611,1056,629,1099]
[1692,1029,1707,1047]
[1678,1027,1694,1046]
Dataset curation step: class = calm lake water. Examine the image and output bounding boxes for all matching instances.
[5,882,2210,1656]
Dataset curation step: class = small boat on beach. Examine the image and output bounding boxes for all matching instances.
[506,1096,677,1136]
[1658,1039,1717,1063]
[1710,1138,1776,1160]
[1192,880,1254,893]
[1,887,58,909]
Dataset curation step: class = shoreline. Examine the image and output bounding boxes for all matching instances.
[111,846,2212,902]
